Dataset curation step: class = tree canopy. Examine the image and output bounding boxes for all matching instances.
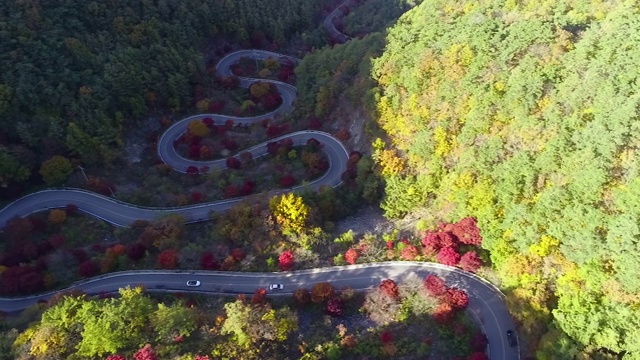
[372,0,640,357]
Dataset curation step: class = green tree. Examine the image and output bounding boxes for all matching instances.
[39,155,73,185]
[150,303,197,342]
[0,147,30,188]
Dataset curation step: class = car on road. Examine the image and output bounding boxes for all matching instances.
[506,330,517,347]
[269,284,284,290]
[186,280,201,287]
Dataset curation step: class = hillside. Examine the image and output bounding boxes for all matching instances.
[371,0,640,358]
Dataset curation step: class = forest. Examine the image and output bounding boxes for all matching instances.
[1,0,639,359]
[0,0,334,193]
[371,0,640,358]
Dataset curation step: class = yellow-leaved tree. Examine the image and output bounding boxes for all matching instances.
[269,193,309,237]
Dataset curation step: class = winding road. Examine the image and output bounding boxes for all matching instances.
[0,50,349,227]
[0,262,519,360]
[0,3,519,359]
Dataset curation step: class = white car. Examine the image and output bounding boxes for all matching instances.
[269,284,284,290]
[186,280,201,287]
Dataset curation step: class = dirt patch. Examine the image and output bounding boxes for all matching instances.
[333,205,394,237]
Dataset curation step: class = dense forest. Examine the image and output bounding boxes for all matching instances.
[3,0,640,359]
[372,0,640,358]
[0,0,334,192]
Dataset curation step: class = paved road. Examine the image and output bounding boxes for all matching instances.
[157,49,302,172]
[0,262,519,360]
[0,48,348,227]
[0,131,348,227]
[0,6,519,359]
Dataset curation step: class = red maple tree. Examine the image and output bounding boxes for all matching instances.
[134,344,158,360]
[278,250,295,271]
[326,297,343,317]
[436,246,461,266]
[424,275,447,296]
[379,279,400,300]
[458,251,482,273]
[157,249,179,269]
[344,248,359,265]
[446,288,470,309]
[78,260,99,277]
[200,252,219,270]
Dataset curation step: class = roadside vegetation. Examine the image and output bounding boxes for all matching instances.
[2,0,636,359]
[3,277,485,360]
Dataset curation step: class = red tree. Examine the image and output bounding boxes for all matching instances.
[325,297,343,317]
[424,275,447,296]
[226,156,241,169]
[134,345,158,360]
[421,232,440,256]
[280,174,295,188]
[191,191,204,203]
[278,250,295,271]
[105,356,127,360]
[78,260,99,277]
[230,248,246,261]
[127,243,146,261]
[224,184,240,198]
[400,244,419,260]
[444,217,483,246]
[251,288,267,304]
[433,302,455,324]
[200,252,219,270]
[195,356,211,360]
[344,248,359,265]
[379,279,399,300]
[468,353,489,360]
[240,180,255,195]
[458,251,482,273]
[221,137,238,151]
[446,288,470,309]
[436,247,461,266]
[157,249,179,269]
[202,117,214,127]
[470,332,489,351]
[379,331,394,344]
[208,100,225,112]
[262,93,282,110]
[185,166,199,175]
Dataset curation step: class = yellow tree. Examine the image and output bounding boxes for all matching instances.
[269,193,310,237]
[188,120,210,137]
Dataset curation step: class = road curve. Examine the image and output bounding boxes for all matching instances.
[0,6,519,359]
[0,130,348,227]
[157,49,302,172]
[0,48,348,227]
[0,262,519,360]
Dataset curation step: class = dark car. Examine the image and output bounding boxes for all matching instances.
[506,330,518,347]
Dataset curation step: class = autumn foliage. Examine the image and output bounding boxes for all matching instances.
[293,288,311,306]
[311,282,335,303]
[458,251,482,273]
[344,248,359,265]
[424,275,447,296]
[325,297,343,317]
[278,250,295,271]
[134,345,158,360]
[379,279,400,300]
[157,249,179,269]
[436,246,461,266]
